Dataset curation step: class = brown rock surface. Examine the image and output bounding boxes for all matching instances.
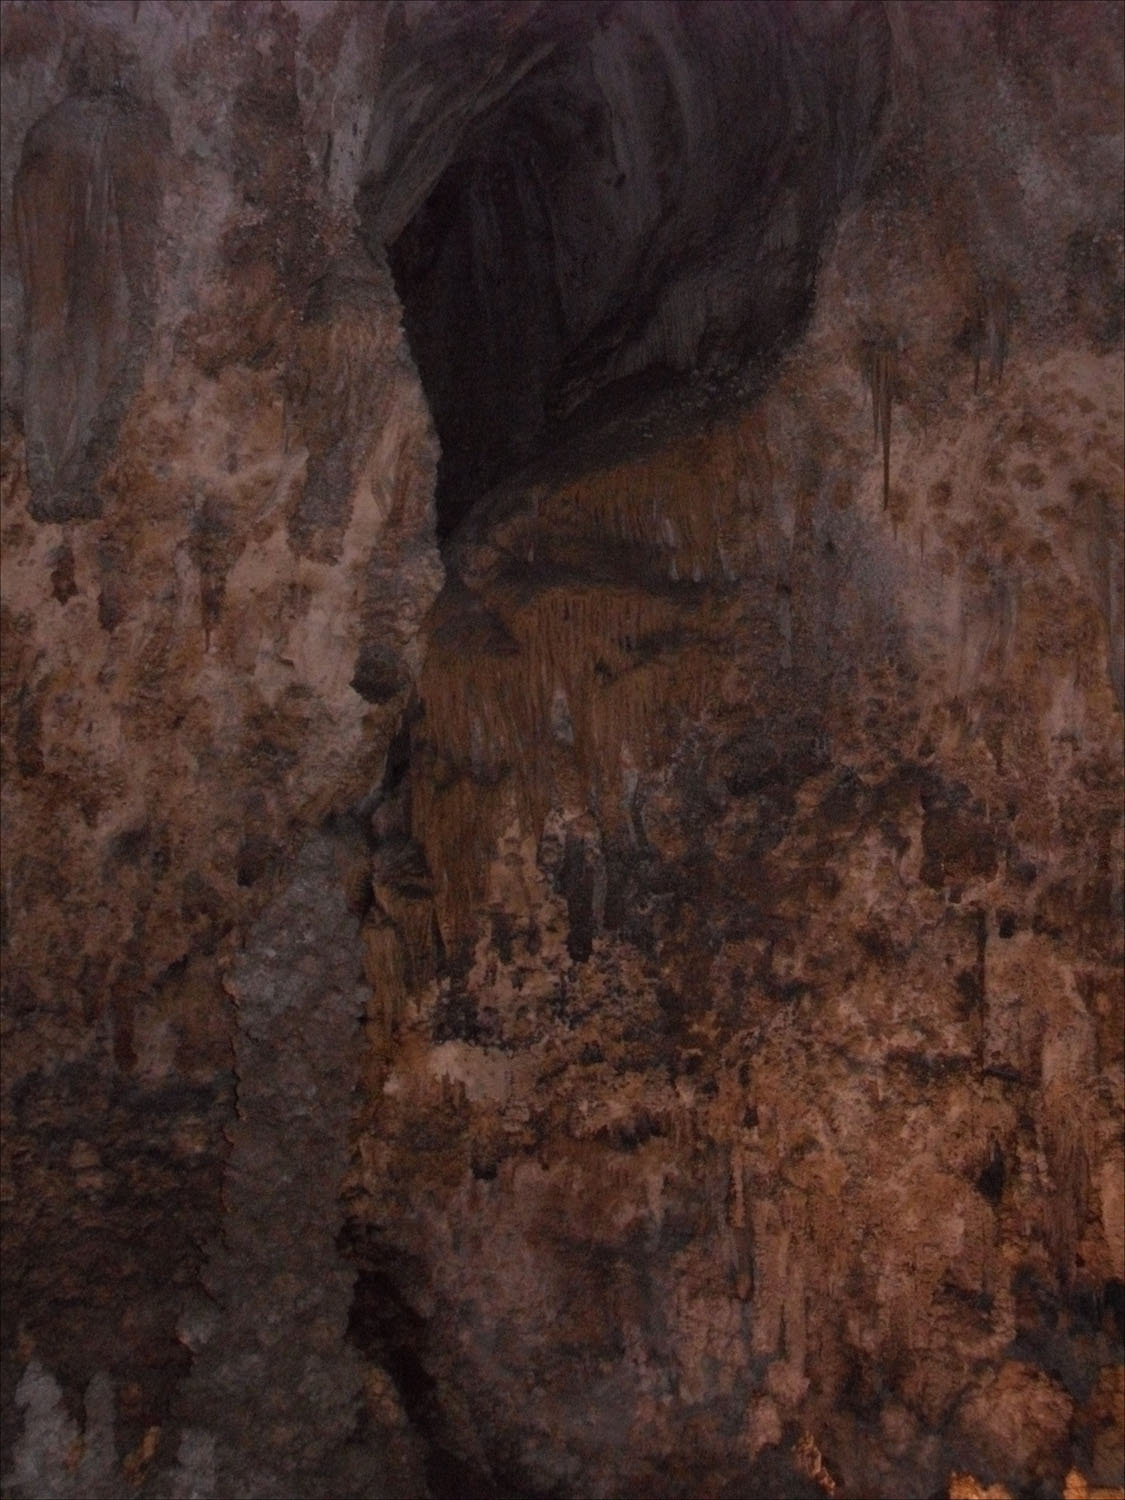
[1,3,1122,1498]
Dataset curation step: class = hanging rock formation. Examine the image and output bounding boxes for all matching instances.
[1,3,1122,1499]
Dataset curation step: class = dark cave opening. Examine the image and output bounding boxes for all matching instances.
[346,1256,515,1500]
[368,0,891,540]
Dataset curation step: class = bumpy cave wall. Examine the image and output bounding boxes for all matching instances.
[1,3,1123,1499]
[1,3,443,1494]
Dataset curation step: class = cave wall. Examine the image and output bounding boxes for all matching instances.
[0,3,1122,1499]
[0,2,442,1492]
[358,4,1125,1496]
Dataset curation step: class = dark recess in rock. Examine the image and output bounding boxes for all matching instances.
[347,1257,503,1499]
[351,640,406,704]
[976,1140,1007,1204]
[374,0,890,537]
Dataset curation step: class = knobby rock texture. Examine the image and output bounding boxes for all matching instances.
[0,4,1122,1500]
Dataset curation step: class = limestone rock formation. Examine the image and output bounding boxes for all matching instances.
[1,3,1122,1499]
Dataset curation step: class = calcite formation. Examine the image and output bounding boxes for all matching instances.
[1,3,1122,1499]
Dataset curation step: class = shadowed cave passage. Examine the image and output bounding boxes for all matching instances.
[376,0,891,539]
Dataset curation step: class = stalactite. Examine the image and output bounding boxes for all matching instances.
[375,882,438,994]
[970,281,1014,392]
[188,493,232,651]
[794,1432,839,1497]
[411,769,509,946]
[1043,1110,1089,1291]
[361,917,407,1047]
[861,343,896,510]
[417,583,711,947]
[414,415,753,947]
[536,417,753,584]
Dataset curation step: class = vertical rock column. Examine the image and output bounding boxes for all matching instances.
[159,835,367,1500]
